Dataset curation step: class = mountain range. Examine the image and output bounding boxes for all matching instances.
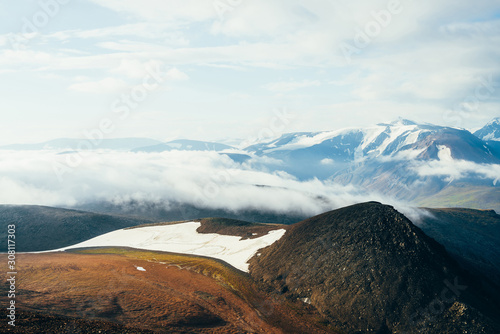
[2,118,498,214]
[4,118,499,159]
[0,137,163,151]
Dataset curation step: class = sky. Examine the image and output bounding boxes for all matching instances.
[1,0,499,146]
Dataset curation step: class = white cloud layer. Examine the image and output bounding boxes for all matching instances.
[412,158,500,185]
[1,147,498,223]
[0,150,401,216]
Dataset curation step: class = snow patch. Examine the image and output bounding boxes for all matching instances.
[360,126,386,150]
[301,297,312,304]
[437,145,453,161]
[135,266,146,272]
[46,222,286,273]
[483,132,497,141]
[320,158,335,165]
[377,125,417,154]
[403,130,424,146]
[263,128,357,153]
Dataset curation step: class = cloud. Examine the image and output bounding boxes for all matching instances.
[88,0,216,22]
[165,67,190,81]
[403,144,500,184]
[66,63,188,94]
[320,158,335,165]
[109,59,152,79]
[0,49,52,68]
[263,79,321,92]
[2,0,499,83]
[0,149,405,217]
[50,23,189,45]
[0,40,323,73]
[68,77,129,94]
[108,59,189,81]
[412,158,500,185]
[440,19,500,38]
[377,144,500,185]
[210,0,314,38]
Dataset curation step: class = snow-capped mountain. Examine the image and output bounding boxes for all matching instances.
[247,119,434,160]
[474,117,500,141]
[240,118,500,209]
[248,118,499,162]
[245,119,500,180]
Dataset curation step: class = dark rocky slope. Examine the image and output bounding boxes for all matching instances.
[125,217,286,240]
[249,202,500,333]
[196,217,285,239]
[418,208,500,287]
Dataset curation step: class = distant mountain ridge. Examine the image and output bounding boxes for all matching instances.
[2,118,497,158]
[0,138,162,151]
[132,139,234,152]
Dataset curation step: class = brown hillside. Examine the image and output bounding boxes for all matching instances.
[0,248,335,334]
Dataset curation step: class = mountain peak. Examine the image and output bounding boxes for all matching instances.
[394,118,417,126]
[487,117,500,125]
[474,117,500,141]
[378,118,417,127]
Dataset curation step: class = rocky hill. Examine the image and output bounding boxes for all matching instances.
[249,202,500,333]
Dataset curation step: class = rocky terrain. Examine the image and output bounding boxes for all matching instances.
[249,202,500,333]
